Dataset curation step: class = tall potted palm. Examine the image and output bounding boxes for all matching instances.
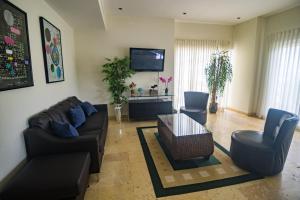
[102,57,135,122]
[205,51,233,113]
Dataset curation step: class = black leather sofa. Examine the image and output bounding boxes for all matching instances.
[0,97,108,200]
[24,96,108,173]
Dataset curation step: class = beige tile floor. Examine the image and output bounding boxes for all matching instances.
[85,110,300,200]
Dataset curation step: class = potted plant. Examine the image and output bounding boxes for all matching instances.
[205,51,232,113]
[102,57,135,122]
[149,84,158,96]
[159,76,173,95]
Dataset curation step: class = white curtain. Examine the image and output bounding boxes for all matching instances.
[174,39,231,110]
[257,28,300,122]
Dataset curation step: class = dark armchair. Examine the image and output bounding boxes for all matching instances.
[180,91,209,125]
[230,108,299,176]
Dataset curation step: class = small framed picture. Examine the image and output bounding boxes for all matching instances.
[40,17,64,83]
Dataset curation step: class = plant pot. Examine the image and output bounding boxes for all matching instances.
[114,104,122,122]
[209,103,218,113]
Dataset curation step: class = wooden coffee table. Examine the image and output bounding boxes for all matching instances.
[157,113,214,160]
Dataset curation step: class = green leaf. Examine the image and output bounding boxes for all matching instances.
[101,56,135,104]
[205,50,233,103]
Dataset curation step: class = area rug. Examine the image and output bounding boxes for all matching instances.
[137,126,264,198]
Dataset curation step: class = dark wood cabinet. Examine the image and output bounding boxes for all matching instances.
[129,98,173,120]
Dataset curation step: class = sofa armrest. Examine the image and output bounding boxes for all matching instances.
[24,128,100,173]
[94,104,108,114]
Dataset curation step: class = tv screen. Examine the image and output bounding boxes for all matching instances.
[130,48,165,71]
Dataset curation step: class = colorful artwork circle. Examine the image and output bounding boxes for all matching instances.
[51,46,60,66]
[3,10,14,26]
[56,66,61,79]
[45,28,51,42]
[50,64,55,72]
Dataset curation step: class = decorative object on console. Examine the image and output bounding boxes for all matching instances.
[0,0,33,91]
[159,76,172,95]
[129,82,136,96]
[137,87,143,96]
[149,84,158,96]
[102,57,135,122]
[40,17,64,83]
[205,51,232,113]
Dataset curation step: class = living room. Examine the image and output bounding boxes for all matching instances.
[0,0,300,199]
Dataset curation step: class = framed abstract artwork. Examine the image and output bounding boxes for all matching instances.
[39,17,64,83]
[0,0,33,91]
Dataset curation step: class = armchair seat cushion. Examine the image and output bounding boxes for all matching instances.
[231,130,274,150]
[0,153,90,200]
[180,107,205,113]
[180,106,207,125]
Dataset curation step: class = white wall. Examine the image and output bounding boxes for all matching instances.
[228,18,261,114]
[229,6,300,114]
[75,15,175,115]
[0,0,78,181]
[175,22,233,42]
[265,6,300,34]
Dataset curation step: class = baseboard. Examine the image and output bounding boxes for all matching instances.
[0,159,27,191]
[225,107,261,118]
[225,107,249,115]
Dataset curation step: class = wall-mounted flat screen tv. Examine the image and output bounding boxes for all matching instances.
[130,48,165,72]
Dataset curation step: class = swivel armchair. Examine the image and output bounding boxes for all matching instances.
[230,108,299,176]
[180,91,209,125]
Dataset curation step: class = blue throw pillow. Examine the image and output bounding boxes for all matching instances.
[69,105,86,128]
[80,101,98,116]
[51,121,79,138]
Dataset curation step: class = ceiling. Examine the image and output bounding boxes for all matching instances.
[46,0,106,29]
[103,0,300,25]
[45,0,300,29]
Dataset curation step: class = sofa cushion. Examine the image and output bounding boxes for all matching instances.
[51,121,79,138]
[67,96,82,106]
[69,106,86,128]
[80,102,98,116]
[47,107,70,124]
[28,111,51,129]
[0,153,90,200]
[77,111,107,132]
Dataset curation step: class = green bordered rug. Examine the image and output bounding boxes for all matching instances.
[137,126,264,198]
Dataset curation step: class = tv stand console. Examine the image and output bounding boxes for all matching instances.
[128,95,173,120]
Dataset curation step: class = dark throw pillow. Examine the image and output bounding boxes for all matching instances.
[51,121,79,138]
[69,105,86,128]
[80,101,98,116]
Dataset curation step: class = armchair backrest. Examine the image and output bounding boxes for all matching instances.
[274,115,299,150]
[263,108,294,139]
[184,91,209,110]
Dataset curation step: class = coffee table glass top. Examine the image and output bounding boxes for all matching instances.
[158,113,210,136]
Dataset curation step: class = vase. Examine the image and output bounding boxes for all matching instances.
[114,104,122,122]
[165,88,168,95]
[130,89,135,96]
